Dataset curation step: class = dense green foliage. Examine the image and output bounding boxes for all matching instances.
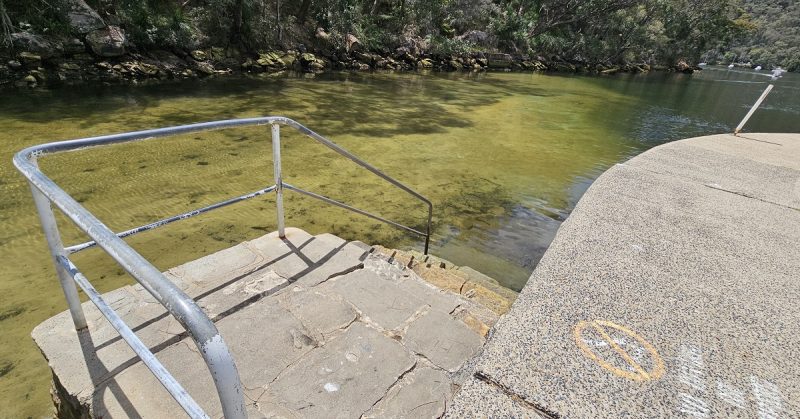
[720,0,800,71]
[0,0,795,69]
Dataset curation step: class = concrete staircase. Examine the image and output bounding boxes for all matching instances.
[34,228,502,418]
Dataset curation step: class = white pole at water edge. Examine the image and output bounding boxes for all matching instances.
[734,84,773,135]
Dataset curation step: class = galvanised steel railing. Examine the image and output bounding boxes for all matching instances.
[13,117,433,419]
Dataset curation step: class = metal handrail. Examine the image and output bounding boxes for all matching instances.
[58,255,209,418]
[13,117,433,418]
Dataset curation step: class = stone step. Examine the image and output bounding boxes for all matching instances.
[372,245,518,316]
[33,228,498,418]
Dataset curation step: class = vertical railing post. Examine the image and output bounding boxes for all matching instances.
[424,204,432,255]
[271,123,285,238]
[29,179,87,330]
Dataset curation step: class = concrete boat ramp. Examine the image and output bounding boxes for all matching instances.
[34,133,799,418]
[448,133,800,418]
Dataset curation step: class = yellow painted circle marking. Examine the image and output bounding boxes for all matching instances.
[574,320,665,382]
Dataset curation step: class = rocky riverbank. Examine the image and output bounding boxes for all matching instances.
[1,27,696,90]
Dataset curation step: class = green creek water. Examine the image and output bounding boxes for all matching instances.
[1,68,799,417]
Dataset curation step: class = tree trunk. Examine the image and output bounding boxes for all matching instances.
[276,0,281,43]
[0,0,13,48]
[298,0,311,22]
[231,0,244,45]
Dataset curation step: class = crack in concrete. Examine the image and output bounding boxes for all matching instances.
[244,386,266,405]
[278,292,358,344]
[473,371,559,418]
[313,262,366,287]
[390,332,448,373]
[457,278,468,294]
[259,342,318,399]
[704,183,798,211]
[388,305,432,342]
[408,400,440,415]
[733,134,783,145]
[624,164,799,212]
[438,399,447,419]
[360,360,419,418]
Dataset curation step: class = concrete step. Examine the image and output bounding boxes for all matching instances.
[371,245,518,316]
[33,228,498,418]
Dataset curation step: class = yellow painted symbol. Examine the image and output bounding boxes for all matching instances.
[574,320,665,382]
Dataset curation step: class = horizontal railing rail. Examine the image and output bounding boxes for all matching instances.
[65,185,277,254]
[283,183,429,237]
[14,116,433,418]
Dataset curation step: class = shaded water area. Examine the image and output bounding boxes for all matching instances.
[1,68,799,417]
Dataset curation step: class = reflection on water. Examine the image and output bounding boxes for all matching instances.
[1,68,798,416]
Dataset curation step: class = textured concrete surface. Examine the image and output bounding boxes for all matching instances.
[447,133,800,418]
[33,228,498,418]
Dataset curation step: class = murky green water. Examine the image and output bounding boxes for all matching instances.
[1,68,798,417]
